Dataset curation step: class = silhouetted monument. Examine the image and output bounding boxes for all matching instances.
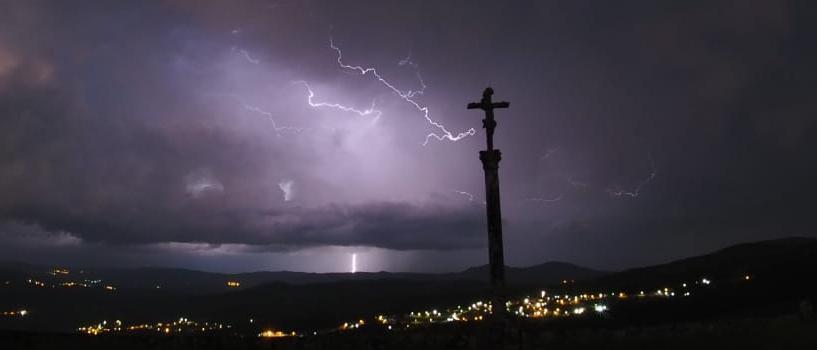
[468,87,509,320]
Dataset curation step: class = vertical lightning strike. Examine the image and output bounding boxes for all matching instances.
[329,40,476,145]
[351,253,357,274]
[606,155,657,198]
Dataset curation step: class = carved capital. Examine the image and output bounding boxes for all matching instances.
[479,150,502,169]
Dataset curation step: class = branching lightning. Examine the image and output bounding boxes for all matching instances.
[231,47,379,133]
[398,52,419,69]
[238,98,307,136]
[529,148,659,204]
[328,40,476,145]
[397,53,426,98]
[230,40,471,145]
[606,155,657,198]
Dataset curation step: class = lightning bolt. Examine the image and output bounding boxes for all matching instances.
[452,190,476,202]
[296,81,382,122]
[404,72,426,98]
[231,42,467,144]
[526,194,564,203]
[239,99,307,136]
[232,46,261,65]
[529,148,657,202]
[398,52,426,98]
[239,49,261,64]
[539,147,560,160]
[208,90,306,137]
[231,48,378,133]
[606,155,657,198]
[398,52,418,68]
[328,39,476,145]
[451,190,487,206]
[566,177,589,188]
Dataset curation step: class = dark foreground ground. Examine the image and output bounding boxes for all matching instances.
[2,314,815,350]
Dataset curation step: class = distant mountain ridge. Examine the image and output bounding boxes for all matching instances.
[458,261,608,284]
[581,236,817,291]
[0,260,606,294]
[3,237,815,295]
[2,237,816,332]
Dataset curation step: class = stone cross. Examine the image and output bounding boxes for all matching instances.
[468,87,509,151]
[468,87,509,319]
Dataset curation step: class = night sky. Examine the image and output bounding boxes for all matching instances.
[1,1,816,273]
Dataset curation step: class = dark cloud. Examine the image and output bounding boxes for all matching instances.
[3,201,484,250]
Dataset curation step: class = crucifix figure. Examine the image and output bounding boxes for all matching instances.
[468,87,509,319]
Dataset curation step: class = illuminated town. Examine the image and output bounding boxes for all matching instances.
[328,275,734,334]
[78,317,231,336]
[25,277,115,291]
[65,273,746,340]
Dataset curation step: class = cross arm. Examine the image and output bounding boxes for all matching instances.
[467,101,511,110]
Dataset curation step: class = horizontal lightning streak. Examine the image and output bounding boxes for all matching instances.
[452,190,475,202]
[295,81,381,122]
[606,155,657,198]
[527,194,564,203]
[451,190,487,206]
[566,177,589,188]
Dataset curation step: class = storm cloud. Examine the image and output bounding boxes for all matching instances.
[1,1,816,272]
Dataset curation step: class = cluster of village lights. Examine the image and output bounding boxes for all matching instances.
[1,309,28,317]
[78,317,231,336]
[73,274,753,338]
[26,278,115,291]
[330,275,739,334]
